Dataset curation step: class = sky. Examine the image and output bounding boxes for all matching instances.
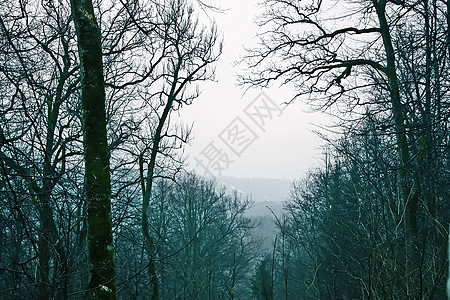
[180,0,327,180]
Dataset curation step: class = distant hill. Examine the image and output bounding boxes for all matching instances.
[246,201,283,218]
[215,176,289,252]
[217,176,292,204]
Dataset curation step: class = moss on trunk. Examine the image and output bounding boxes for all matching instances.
[70,0,117,298]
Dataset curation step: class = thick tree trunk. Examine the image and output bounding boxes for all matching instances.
[70,0,116,298]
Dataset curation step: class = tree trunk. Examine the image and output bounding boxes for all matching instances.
[139,77,176,298]
[36,200,51,300]
[374,0,420,296]
[70,0,116,298]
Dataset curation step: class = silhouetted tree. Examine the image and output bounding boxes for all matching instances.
[240,0,450,297]
[0,1,81,297]
[71,0,116,296]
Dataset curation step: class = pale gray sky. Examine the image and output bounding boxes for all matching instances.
[181,0,327,180]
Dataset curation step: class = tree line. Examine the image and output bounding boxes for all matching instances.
[242,0,450,299]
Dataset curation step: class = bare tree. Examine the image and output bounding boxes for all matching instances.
[0,0,81,297]
[240,0,450,297]
[147,174,256,300]
[70,0,116,297]
[98,0,221,298]
[1,0,222,298]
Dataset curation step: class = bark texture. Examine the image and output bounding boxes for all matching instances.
[70,0,117,298]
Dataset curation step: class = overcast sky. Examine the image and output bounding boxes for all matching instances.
[180,0,327,180]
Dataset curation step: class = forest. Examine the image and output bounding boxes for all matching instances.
[0,0,449,299]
